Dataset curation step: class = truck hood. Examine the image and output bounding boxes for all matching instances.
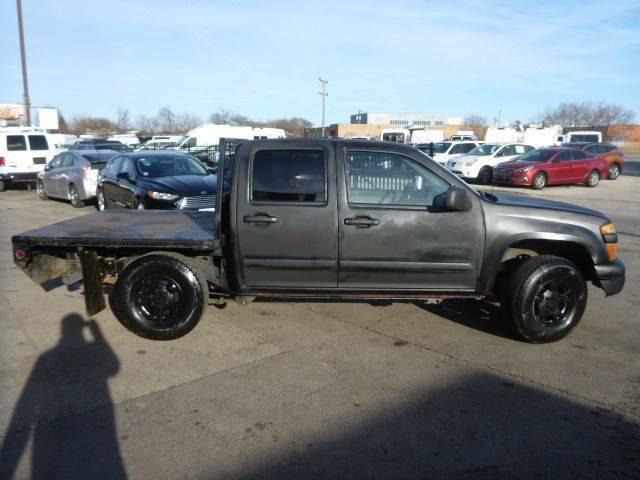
[486,191,607,219]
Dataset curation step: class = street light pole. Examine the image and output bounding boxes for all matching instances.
[16,0,31,126]
[318,77,328,137]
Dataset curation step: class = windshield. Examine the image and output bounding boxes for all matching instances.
[468,144,499,155]
[135,155,208,177]
[515,149,555,162]
[433,142,452,153]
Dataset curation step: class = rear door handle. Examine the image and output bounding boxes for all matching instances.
[344,216,379,228]
[243,214,278,225]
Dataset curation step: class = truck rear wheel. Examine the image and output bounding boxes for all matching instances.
[111,254,207,340]
[500,255,587,343]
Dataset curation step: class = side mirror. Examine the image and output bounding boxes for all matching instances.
[44,165,51,171]
[434,187,471,211]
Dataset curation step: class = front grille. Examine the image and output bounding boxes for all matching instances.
[178,194,216,209]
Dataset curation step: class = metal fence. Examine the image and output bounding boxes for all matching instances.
[136,143,220,168]
[411,142,436,157]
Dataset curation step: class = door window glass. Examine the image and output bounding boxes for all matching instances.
[450,143,471,154]
[345,151,449,206]
[60,153,75,167]
[252,149,326,202]
[110,157,124,173]
[120,158,135,177]
[557,152,572,162]
[28,135,49,150]
[49,156,63,169]
[573,151,588,160]
[501,145,516,156]
[7,135,27,151]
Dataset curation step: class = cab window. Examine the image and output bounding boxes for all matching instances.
[345,151,448,207]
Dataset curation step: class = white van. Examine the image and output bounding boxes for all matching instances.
[560,131,603,144]
[108,134,140,147]
[175,125,255,149]
[137,135,183,151]
[523,125,563,147]
[381,129,411,144]
[252,127,286,139]
[410,129,445,144]
[0,128,58,191]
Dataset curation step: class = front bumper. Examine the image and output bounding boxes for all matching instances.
[594,258,625,296]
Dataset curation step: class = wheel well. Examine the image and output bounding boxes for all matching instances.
[500,240,596,281]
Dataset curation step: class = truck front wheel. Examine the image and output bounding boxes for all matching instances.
[111,254,207,340]
[500,255,587,343]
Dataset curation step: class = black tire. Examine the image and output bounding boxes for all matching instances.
[532,172,546,190]
[607,163,620,180]
[0,180,6,192]
[69,184,84,208]
[111,254,207,340]
[500,255,587,343]
[586,170,600,188]
[37,180,48,200]
[96,188,107,211]
[477,167,493,185]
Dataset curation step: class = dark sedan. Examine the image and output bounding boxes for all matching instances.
[96,151,216,211]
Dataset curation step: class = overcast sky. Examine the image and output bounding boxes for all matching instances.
[1,0,639,126]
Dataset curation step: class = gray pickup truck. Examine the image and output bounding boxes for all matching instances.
[12,139,625,343]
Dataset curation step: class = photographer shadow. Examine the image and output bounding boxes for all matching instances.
[0,313,126,479]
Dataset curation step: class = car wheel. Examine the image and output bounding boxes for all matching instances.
[0,180,6,192]
[96,189,107,211]
[500,255,587,343]
[586,170,600,187]
[608,163,620,180]
[477,167,493,185]
[110,254,207,340]
[532,172,546,190]
[68,184,84,208]
[37,180,48,200]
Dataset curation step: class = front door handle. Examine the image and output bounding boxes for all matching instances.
[243,214,278,225]
[344,215,379,228]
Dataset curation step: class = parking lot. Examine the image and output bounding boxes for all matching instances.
[1,160,639,478]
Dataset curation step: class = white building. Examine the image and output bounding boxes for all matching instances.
[350,112,463,127]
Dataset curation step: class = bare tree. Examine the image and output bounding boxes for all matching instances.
[209,108,234,125]
[135,114,159,135]
[463,114,488,139]
[542,101,634,126]
[176,113,202,132]
[157,107,177,133]
[70,116,116,135]
[116,107,131,132]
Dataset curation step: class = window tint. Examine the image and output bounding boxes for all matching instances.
[7,135,27,151]
[252,150,326,202]
[573,151,588,160]
[450,143,472,154]
[60,153,75,167]
[28,135,49,151]
[584,145,597,153]
[345,151,449,207]
[557,152,572,162]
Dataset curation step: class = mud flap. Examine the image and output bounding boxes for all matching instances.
[79,249,106,316]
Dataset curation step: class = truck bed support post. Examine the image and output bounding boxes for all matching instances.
[79,248,106,316]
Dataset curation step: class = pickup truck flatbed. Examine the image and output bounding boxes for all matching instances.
[13,210,218,250]
[12,138,625,343]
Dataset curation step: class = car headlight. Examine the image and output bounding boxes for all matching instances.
[514,166,533,174]
[148,191,179,200]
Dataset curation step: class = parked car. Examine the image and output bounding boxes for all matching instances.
[432,141,481,165]
[70,140,132,153]
[12,139,624,344]
[493,147,608,190]
[96,151,217,211]
[446,143,535,184]
[136,135,183,151]
[0,128,57,191]
[562,142,624,180]
[37,150,117,207]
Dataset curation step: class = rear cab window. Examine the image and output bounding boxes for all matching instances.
[251,149,326,203]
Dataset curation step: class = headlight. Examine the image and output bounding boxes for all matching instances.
[148,191,179,200]
[514,166,533,174]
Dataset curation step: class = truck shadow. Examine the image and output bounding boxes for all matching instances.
[416,298,514,340]
[227,372,640,479]
[0,313,126,479]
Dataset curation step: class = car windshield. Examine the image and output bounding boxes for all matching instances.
[135,155,208,177]
[433,142,452,153]
[468,144,499,155]
[515,149,555,162]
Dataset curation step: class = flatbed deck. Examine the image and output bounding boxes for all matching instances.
[12,210,218,250]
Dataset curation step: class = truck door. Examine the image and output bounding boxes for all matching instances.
[235,144,338,288]
[337,147,484,291]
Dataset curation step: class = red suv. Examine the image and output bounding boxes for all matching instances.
[493,147,608,190]
[563,142,624,180]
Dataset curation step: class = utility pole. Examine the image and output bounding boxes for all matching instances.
[318,77,328,137]
[16,0,31,126]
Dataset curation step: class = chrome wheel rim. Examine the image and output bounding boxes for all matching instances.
[137,202,145,210]
[534,175,545,188]
[609,165,619,179]
[69,187,78,204]
[98,191,105,210]
[588,172,599,186]
[37,181,45,198]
